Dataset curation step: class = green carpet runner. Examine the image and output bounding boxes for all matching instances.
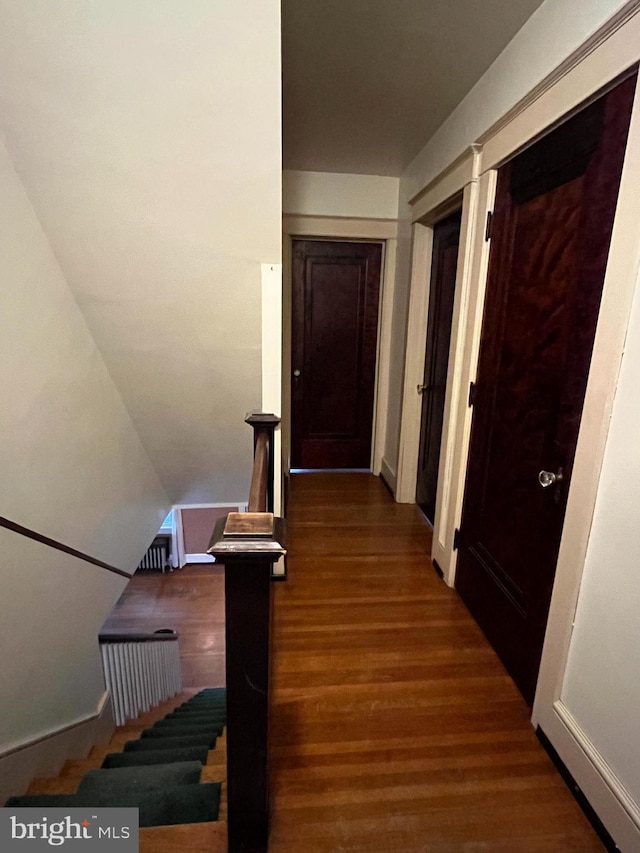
[5,689,226,828]
[77,761,203,795]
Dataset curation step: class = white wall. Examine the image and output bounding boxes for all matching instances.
[561,269,640,803]
[283,170,399,220]
[0,138,168,566]
[0,0,282,505]
[383,0,631,473]
[0,136,167,751]
[0,530,126,749]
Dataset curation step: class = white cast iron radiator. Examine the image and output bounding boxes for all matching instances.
[99,631,182,726]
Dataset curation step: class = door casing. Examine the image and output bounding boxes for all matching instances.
[290,239,382,469]
[282,216,398,478]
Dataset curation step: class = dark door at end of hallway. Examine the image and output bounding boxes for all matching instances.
[455,73,636,705]
[416,211,462,524]
[291,240,382,469]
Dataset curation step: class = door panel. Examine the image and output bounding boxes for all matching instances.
[455,73,637,704]
[291,240,381,469]
[416,211,461,523]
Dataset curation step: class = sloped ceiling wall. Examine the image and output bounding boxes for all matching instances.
[0,0,282,503]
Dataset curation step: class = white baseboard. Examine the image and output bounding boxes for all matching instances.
[540,700,640,852]
[380,457,397,496]
[0,691,114,804]
[184,553,215,564]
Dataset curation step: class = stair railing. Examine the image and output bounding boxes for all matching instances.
[208,412,286,853]
[98,630,182,726]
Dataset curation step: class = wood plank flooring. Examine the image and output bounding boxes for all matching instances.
[268,473,603,852]
[100,472,603,851]
[102,563,225,687]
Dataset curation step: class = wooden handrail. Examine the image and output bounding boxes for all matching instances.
[98,630,179,643]
[208,412,285,853]
[248,430,269,512]
[0,516,133,579]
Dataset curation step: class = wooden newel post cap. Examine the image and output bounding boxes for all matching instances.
[207,514,286,560]
[244,412,281,428]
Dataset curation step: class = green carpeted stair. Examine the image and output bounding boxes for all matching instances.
[124,734,217,752]
[4,690,226,828]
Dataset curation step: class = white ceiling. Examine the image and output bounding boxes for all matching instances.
[282,0,547,176]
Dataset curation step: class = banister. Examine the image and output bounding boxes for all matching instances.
[245,412,280,514]
[98,630,179,643]
[208,412,285,853]
[0,516,133,579]
[248,430,269,512]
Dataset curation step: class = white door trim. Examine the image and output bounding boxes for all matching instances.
[261,262,283,515]
[396,145,479,503]
[396,157,496,594]
[396,222,434,503]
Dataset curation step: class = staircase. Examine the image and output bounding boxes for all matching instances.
[3,689,227,851]
[2,413,283,853]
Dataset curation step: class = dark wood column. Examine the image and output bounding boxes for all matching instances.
[208,413,285,852]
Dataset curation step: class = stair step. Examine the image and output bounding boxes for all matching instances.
[77,761,203,796]
[102,746,210,768]
[140,818,228,853]
[11,689,227,828]
[60,751,110,777]
[6,783,221,828]
[166,710,226,720]
[192,689,226,699]
[26,775,80,796]
[124,734,216,752]
[150,722,224,735]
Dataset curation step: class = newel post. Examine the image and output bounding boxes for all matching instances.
[245,412,280,513]
[207,413,285,853]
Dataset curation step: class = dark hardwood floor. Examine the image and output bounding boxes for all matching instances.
[102,473,603,851]
[268,473,602,852]
[102,562,225,688]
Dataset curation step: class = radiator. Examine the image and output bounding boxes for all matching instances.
[100,636,182,726]
[137,540,170,572]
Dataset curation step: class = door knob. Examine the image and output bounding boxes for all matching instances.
[417,384,430,395]
[538,468,563,488]
[293,369,301,378]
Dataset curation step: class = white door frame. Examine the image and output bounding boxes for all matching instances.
[395,146,495,589]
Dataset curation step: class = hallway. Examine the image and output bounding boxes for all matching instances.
[268,473,602,852]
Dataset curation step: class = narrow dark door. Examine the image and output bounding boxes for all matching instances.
[291,240,382,469]
[455,73,636,704]
[416,211,462,523]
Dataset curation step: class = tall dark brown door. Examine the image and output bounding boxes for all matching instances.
[291,240,382,469]
[455,73,636,704]
[416,211,461,523]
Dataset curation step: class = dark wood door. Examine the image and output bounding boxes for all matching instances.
[416,211,462,523]
[455,73,636,704]
[291,240,382,469]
